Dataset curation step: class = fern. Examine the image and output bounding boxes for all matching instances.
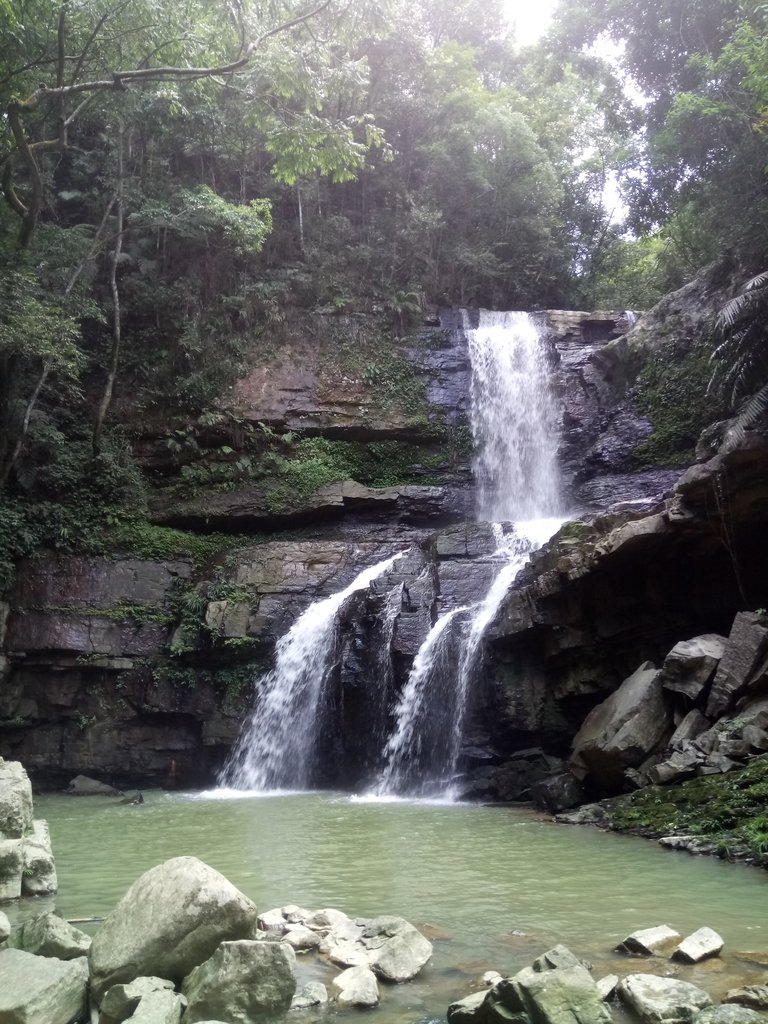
[709,270,768,428]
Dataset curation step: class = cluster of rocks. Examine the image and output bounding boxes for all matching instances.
[0,854,433,1024]
[552,610,768,804]
[0,757,57,901]
[448,924,768,1024]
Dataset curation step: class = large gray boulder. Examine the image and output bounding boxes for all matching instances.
[89,856,259,1003]
[21,820,58,896]
[0,759,33,837]
[707,613,768,718]
[571,662,671,791]
[9,912,90,959]
[618,973,712,1023]
[660,635,726,702]
[181,940,296,1023]
[512,963,612,1024]
[0,947,89,1024]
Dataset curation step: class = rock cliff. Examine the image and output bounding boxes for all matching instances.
[3,279,765,797]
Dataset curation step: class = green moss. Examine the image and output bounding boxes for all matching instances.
[106,520,250,565]
[607,756,768,864]
[33,601,172,626]
[152,660,267,698]
[632,338,726,466]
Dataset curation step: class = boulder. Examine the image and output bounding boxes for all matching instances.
[669,711,710,748]
[89,856,259,1002]
[513,963,612,1024]
[363,915,433,982]
[320,913,433,981]
[618,974,712,1023]
[332,965,380,1007]
[100,976,176,1024]
[21,820,57,896]
[66,774,124,796]
[9,912,90,959]
[647,749,703,785]
[723,986,768,1010]
[660,636,726,702]
[532,945,584,972]
[283,925,321,952]
[596,976,619,1001]
[123,989,186,1024]
[304,907,349,931]
[0,759,33,838]
[0,838,23,901]
[447,990,488,1024]
[673,927,724,964]
[0,947,89,1024]
[291,982,329,1010]
[707,613,768,718]
[531,771,585,813]
[618,925,681,956]
[695,1007,765,1024]
[571,663,672,791]
[0,910,10,943]
[182,940,296,1023]
[257,908,289,934]
[483,971,504,987]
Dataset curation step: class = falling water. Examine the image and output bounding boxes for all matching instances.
[221,553,402,792]
[376,312,563,797]
[466,310,560,521]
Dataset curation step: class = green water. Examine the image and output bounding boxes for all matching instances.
[15,790,768,1022]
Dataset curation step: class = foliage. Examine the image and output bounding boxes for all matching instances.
[709,271,768,450]
[633,339,725,466]
[607,756,768,865]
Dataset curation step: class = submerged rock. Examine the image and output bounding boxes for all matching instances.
[618,925,682,957]
[723,986,768,1010]
[66,774,124,796]
[291,982,329,1010]
[695,1007,765,1024]
[674,927,724,964]
[89,856,259,1002]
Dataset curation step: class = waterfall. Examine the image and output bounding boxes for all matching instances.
[221,553,402,792]
[466,310,560,521]
[375,312,563,798]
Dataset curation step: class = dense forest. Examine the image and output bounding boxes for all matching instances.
[1,0,767,581]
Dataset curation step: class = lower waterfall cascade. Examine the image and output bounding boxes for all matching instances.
[220,553,403,791]
[222,309,565,797]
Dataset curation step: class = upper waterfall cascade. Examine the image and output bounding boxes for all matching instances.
[465,310,561,521]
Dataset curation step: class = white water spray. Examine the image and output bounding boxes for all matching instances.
[466,310,560,521]
[376,312,563,797]
[221,553,402,792]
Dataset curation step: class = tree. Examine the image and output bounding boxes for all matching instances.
[0,0,385,486]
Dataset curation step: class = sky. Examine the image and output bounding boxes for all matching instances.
[505,0,557,45]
